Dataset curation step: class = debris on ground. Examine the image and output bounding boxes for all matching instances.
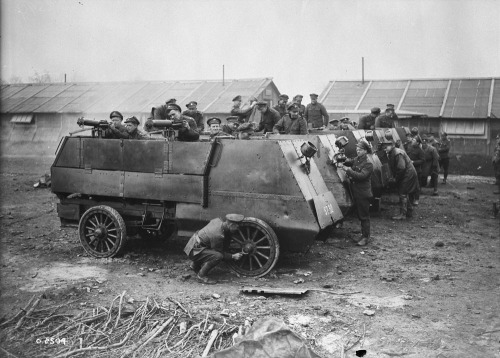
[33,174,51,188]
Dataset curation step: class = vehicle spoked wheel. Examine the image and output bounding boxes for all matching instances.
[227,217,279,277]
[79,205,127,258]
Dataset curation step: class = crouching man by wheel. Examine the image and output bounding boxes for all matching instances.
[184,214,244,284]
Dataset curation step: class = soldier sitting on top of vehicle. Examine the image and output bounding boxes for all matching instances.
[255,101,281,134]
[273,95,288,118]
[231,95,258,123]
[358,107,380,130]
[375,104,398,128]
[273,103,308,135]
[339,117,356,130]
[184,214,245,284]
[123,116,148,140]
[103,111,129,139]
[328,118,340,130]
[183,101,204,133]
[165,103,200,142]
[207,117,233,139]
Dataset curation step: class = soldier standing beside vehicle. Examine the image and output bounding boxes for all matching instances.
[406,135,425,205]
[255,101,281,134]
[421,137,440,196]
[438,132,451,184]
[183,101,204,133]
[337,140,374,246]
[358,107,381,130]
[305,93,329,129]
[273,104,308,135]
[379,131,419,220]
[493,133,500,195]
[184,214,245,284]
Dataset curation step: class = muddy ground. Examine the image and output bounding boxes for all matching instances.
[0,156,499,358]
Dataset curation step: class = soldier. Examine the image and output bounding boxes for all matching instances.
[305,93,329,129]
[421,137,440,196]
[184,214,245,284]
[279,94,290,105]
[230,95,257,123]
[123,116,147,140]
[337,140,374,246]
[255,101,281,133]
[438,132,451,184]
[292,94,306,117]
[374,105,397,128]
[358,107,381,130]
[273,104,308,135]
[104,111,129,139]
[273,97,288,118]
[166,104,200,142]
[493,133,500,194]
[379,130,419,220]
[207,117,233,139]
[152,98,177,119]
[406,135,425,205]
[339,117,356,130]
[328,119,339,130]
[183,101,204,133]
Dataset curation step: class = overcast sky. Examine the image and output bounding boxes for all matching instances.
[1,0,499,96]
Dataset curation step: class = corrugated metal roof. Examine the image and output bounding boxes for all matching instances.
[319,78,500,119]
[1,79,275,115]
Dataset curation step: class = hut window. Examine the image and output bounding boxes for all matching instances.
[10,114,34,124]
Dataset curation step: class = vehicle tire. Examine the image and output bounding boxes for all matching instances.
[79,205,127,258]
[226,217,280,278]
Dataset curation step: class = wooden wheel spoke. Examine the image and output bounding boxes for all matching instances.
[250,227,259,242]
[85,232,95,238]
[238,254,248,268]
[249,255,253,271]
[105,238,115,247]
[104,240,111,252]
[88,217,98,228]
[107,233,117,239]
[255,251,270,260]
[230,235,244,246]
[237,228,246,241]
[256,246,271,250]
[253,235,268,245]
[252,254,263,268]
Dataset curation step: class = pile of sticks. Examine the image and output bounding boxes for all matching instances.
[0,291,240,358]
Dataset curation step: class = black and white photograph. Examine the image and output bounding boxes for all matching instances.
[0,0,499,357]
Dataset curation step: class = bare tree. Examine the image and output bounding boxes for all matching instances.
[29,70,52,83]
[7,75,23,84]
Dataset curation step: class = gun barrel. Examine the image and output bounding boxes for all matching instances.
[151,120,183,129]
[77,118,109,128]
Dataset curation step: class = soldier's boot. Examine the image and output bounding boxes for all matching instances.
[189,262,201,274]
[392,197,408,220]
[197,260,219,285]
[358,220,370,246]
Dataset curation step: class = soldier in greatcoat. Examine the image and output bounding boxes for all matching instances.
[379,130,419,220]
[337,140,374,246]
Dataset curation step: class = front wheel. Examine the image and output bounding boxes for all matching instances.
[79,205,127,258]
[226,217,279,277]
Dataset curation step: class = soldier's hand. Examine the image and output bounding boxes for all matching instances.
[182,120,189,128]
[232,253,243,261]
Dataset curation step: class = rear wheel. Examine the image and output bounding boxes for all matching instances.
[227,217,279,277]
[79,205,127,258]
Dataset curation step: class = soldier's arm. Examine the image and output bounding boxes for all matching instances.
[374,116,382,128]
[346,161,373,181]
[299,119,308,134]
[320,104,330,126]
[273,119,284,134]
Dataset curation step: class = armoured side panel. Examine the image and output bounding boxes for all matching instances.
[122,140,168,173]
[54,137,81,168]
[52,167,124,197]
[170,142,215,175]
[82,138,123,170]
[123,173,204,204]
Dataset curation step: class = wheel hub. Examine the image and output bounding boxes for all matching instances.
[242,241,256,255]
[94,227,106,239]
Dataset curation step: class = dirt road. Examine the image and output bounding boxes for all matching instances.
[0,157,499,357]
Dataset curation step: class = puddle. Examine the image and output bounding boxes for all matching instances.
[20,262,108,292]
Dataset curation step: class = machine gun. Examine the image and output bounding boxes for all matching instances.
[74,117,110,138]
[144,119,184,140]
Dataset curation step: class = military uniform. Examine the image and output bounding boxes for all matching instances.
[122,116,147,140]
[344,147,373,244]
[256,107,281,133]
[438,136,451,184]
[273,104,287,118]
[104,123,129,139]
[386,146,419,219]
[177,114,200,142]
[183,109,204,132]
[273,114,308,134]
[421,143,440,193]
[305,102,329,128]
[374,114,396,128]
